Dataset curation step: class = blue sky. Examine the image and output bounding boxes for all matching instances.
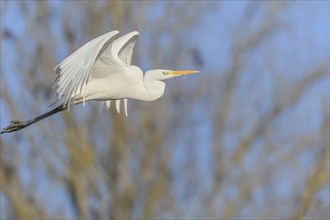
[1,1,329,218]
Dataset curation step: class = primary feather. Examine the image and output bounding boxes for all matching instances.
[53,30,119,108]
[53,31,139,116]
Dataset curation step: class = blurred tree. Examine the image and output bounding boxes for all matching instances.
[0,1,329,219]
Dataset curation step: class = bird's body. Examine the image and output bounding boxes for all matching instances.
[82,64,143,100]
[1,30,198,134]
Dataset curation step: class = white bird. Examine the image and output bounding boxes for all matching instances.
[1,30,199,134]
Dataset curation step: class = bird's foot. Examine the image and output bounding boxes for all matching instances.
[1,120,28,134]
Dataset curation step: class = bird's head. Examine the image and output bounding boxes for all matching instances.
[145,69,199,81]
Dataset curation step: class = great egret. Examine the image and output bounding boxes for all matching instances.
[1,30,198,134]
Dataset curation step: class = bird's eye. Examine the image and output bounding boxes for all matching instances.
[162,71,169,75]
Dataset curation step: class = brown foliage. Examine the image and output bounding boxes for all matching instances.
[1,1,329,219]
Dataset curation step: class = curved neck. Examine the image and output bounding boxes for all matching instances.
[125,71,166,101]
[141,78,165,101]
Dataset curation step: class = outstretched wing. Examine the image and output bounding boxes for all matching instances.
[53,30,119,108]
[103,31,139,116]
[111,31,139,65]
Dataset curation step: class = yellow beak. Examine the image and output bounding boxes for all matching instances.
[171,70,200,75]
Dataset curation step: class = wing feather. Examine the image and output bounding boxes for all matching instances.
[53,30,120,108]
[53,30,139,116]
[111,31,139,65]
[100,31,139,114]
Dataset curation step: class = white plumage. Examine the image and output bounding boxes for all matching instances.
[1,30,199,134]
[52,30,199,116]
